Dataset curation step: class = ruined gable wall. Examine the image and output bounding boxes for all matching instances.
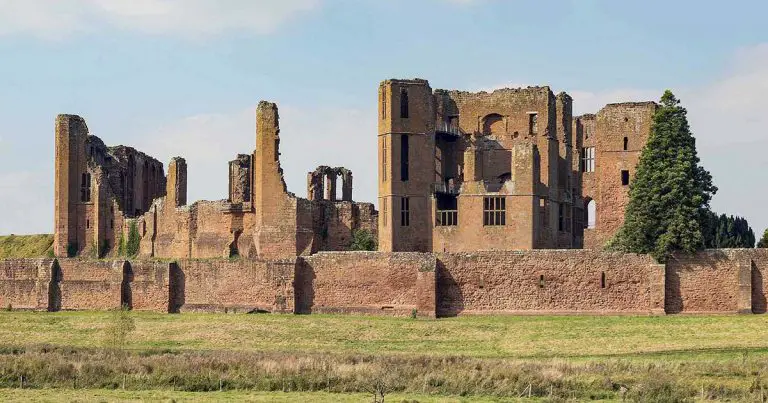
[436,250,664,316]
[296,252,436,317]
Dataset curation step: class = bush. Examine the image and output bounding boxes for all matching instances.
[349,229,376,251]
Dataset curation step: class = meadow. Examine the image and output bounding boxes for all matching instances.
[1,311,768,401]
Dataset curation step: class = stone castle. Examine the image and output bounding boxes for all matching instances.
[1,79,766,316]
[53,79,651,259]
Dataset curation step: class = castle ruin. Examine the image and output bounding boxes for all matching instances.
[1,78,765,317]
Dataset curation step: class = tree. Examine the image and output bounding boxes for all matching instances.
[702,212,755,248]
[757,229,768,248]
[610,91,717,262]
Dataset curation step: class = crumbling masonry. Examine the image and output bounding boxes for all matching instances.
[3,78,759,316]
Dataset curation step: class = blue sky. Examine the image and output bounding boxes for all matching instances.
[1,0,767,235]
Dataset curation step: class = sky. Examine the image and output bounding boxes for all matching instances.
[1,0,767,235]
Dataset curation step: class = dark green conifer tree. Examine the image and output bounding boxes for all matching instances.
[611,91,717,261]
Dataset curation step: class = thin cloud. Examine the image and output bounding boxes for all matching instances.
[0,0,319,39]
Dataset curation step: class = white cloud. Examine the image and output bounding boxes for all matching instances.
[0,0,319,39]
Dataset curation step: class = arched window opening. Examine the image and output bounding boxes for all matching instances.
[482,113,504,136]
[623,137,629,151]
[601,272,606,288]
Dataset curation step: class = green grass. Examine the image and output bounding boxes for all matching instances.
[1,311,767,359]
[2,312,768,401]
[0,234,53,259]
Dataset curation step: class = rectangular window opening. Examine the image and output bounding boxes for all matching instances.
[400,197,410,227]
[483,196,506,226]
[436,195,458,227]
[581,147,595,173]
[400,89,409,119]
[539,274,545,289]
[621,170,630,186]
[400,135,409,181]
[601,272,606,289]
[80,172,92,202]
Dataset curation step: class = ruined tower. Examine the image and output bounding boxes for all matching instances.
[54,114,89,257]
[378,79,435,252]
[252,101,302,258]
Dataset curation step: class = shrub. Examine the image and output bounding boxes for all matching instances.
[103,306,135,350]
[349,229,376,251]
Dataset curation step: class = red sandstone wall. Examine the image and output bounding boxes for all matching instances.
[436,250,663,316]
[1,249,766,316]
[126,260,169,312]
[56,259,122,310]
[176,259,294,313]
[665,250,754,314]
[0,259,52,310]
[296,252,436,317]
[750,249,768,314]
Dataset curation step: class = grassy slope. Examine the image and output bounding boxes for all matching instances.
[0,234,53,259]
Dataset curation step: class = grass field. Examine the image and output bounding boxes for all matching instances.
[0,234,53,259]
[1,311,768,401]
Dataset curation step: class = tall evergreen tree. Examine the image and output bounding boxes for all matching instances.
[611,91,717,261]
[701,213,755,248]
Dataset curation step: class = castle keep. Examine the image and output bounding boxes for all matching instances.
[1,78,766,316]
[377,79,656,252]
